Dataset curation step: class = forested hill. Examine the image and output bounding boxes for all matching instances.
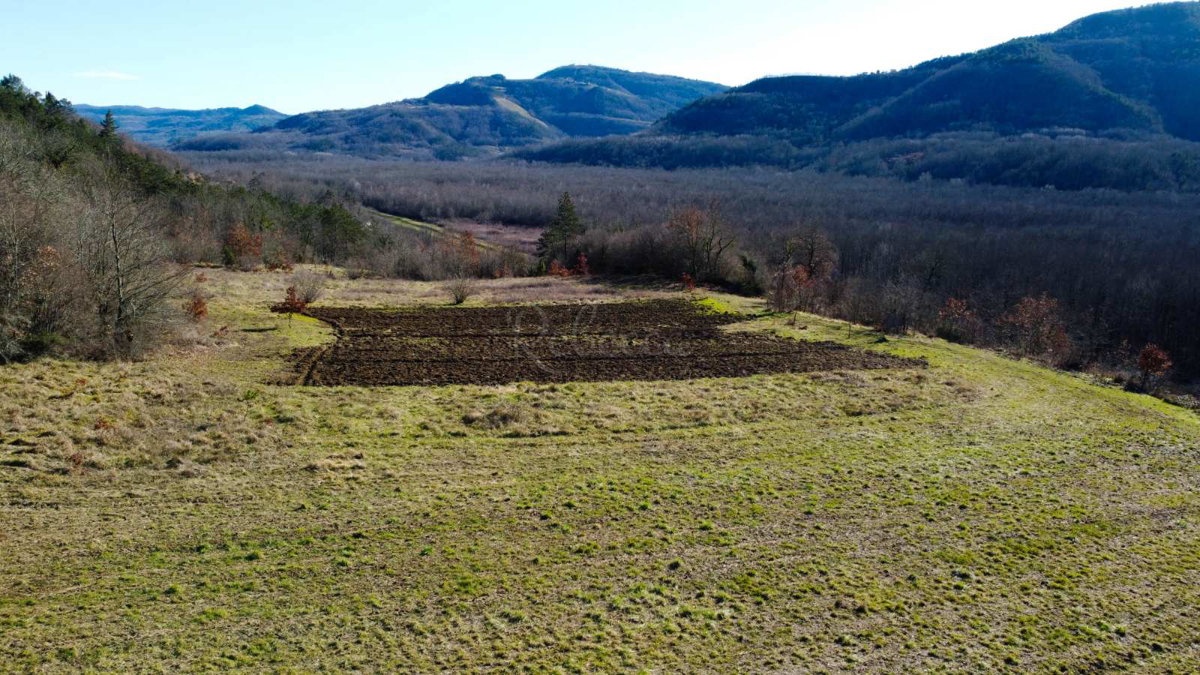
[172,66,725,159]
[657,2,1200,143]
[425,66,728,136]
[516,3,1200,191]
[74,104,286,147]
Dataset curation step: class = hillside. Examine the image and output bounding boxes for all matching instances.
[174,66,725,159]
[3,274,1199,670]
[1,73,380,360]
[74,104,287,147]
[517,3,1200,189]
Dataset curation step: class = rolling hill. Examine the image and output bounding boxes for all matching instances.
[173,66,725,159]
[516,3,1200,189]
[73,104,287,147]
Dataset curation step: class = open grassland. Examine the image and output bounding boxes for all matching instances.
[2,269,1198,672]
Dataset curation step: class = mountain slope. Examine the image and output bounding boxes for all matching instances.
[174,66,725,159]
[517,2,1200,187]
[74,104,287,147]
[656,3,1198,143]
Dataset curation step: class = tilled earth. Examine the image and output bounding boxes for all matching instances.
[294,300,921,386]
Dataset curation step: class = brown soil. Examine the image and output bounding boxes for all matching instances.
[293,300,922,386]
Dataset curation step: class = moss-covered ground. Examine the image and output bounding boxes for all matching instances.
[2,269,1197,672]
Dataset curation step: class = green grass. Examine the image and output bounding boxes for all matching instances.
[1,275,1198,672]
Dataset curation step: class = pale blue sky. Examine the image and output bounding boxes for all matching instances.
[2,0,1147,114]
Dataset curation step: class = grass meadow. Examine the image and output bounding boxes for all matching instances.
[1,268,1198,671]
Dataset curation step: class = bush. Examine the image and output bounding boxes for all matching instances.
[183,290,208,322]
[936,298,982,344]
[999,294,1073,360]
[291,271,327,304]
[445,277,477,305]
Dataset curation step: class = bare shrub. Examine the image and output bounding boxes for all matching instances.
[875,280,925,335]
[463,402,535,429]
[445,277,478,305]
[291,270,327,304]
[479,248,533,279]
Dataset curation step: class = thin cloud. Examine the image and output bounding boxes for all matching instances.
[73,71,140,81]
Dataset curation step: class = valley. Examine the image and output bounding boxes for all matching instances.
[4,2,1200,671]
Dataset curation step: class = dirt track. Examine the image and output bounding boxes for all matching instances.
[294,300,921,386]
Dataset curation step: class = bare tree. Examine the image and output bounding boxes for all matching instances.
[665,202,737,282]
[768,227,839,313]
[72,162,185,357]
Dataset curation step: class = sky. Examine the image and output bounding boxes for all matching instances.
[1,0,1150,114]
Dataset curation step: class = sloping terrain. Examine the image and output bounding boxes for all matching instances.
[74,104,286,147]
[2,270,1199,671]
[518,3,1200,184]
[173,66,725,159]
[661,3,1198,142]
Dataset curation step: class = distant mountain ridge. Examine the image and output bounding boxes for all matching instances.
[652,3,1200,143]
[74,104,287,147]
[173,65,726,159]
[516,2,1200,187]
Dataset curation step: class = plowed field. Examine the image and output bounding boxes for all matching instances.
[294,300,921,386]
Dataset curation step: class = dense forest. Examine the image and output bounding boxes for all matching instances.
[512,131,1200,193]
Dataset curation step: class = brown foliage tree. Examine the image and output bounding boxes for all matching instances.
[270,286,307,318]
[572,253,590,276]
[224,224,263,270]
[937,297,983,343]
[1137,343,1173,391]
[1000,293,1072,361]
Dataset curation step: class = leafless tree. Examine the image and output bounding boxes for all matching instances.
[71,162,185,358]
[665,202,737,282]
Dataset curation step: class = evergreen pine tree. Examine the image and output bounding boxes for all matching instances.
[43,92,72,120]
[0,74,25,92]
[99,110,117,140]
[536,192,584,262]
